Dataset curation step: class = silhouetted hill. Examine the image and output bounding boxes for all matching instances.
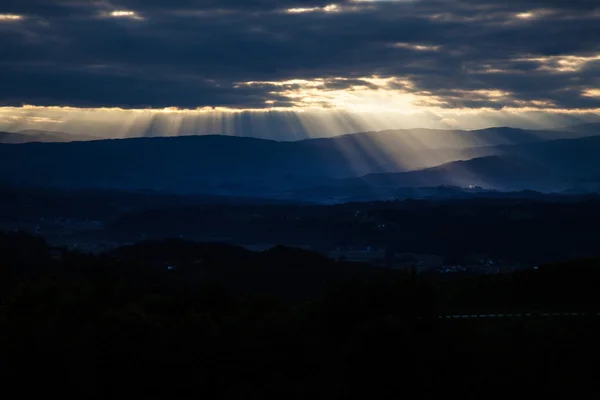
[300,126,587,171]
[487,135,600,183]
[0,131,36,144]
[0,135,365,193]
[351,155,564,192]
[110,239,398,301]
[308,126,579,148]
[559,123,600,135]
[0,129,599,198]
[310,135,600,197]
[0,129,100,144]
[408,135,600,192]
[3,230,600,399]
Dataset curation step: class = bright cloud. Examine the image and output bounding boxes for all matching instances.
[583,89,600,98]
[0,14,24,21]
[105,10,143,20]
[286,4,340,13]
[518,54,600,73]
[0,0,598,138]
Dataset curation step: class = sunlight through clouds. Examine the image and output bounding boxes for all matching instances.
[1,104,598,142]
[0,103,597,179]
[0,14,24,21]
[583,89,600,98]
[239,76,424,113]
[518,54,600,73]
[511,9,556,21]
[515,12,535,19]
[1,0,599,143]
[286,4,340,14]
[104,10,143,20]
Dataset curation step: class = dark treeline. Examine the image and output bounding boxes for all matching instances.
[1,232,600,398]
[0,185,296,222]
[4,185,600,264]
[108,197,600,263]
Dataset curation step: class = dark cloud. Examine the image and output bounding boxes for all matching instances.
[116,0,336,11]
[0,0,599,109]
[0,0,339,15]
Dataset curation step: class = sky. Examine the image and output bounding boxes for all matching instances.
[0,0,599,139]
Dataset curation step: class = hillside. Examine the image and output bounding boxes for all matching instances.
[0,135,362,193]
[350,155,566,192]
[0,129,100,144]
[0,129,598,198]
[558,123,600,135]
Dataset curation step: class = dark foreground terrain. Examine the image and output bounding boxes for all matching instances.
[3,185,600,266]
[1,232,599,399]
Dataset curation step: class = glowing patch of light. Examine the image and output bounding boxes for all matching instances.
[286,4,339,13]
[362,76,406,86]
[512,9,556,21]
[107,10,143,20]
[3,104,600,154]
[476,67,509,74]
[518,54,600,72]
[28,116,65,124]
[392,43,441,52]
[241,78,325,88]
[286,7,315,13]
[240,76,422,113]
[471,90,510,98]
[0,14,23,21]
[582,89,600,98]
[515,12,535,19]
[513,99,557,108]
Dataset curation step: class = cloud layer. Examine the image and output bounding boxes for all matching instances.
[1,0,599,112]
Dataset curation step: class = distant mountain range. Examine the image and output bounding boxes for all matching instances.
[0,130,100,144]
[557,123,600,135]
[346,155,562,192]
[1,124,597,145]
[0,124,598,202]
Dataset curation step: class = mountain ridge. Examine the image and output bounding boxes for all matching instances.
[348,155,566,192]
[1,123,595,146]
[0,129,101,144]
[0,126,599,200]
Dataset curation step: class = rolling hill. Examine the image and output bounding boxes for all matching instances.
[0,127,598,200]
[557,123,600,135]
[0,130,100,144]
[348,155,566,192]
